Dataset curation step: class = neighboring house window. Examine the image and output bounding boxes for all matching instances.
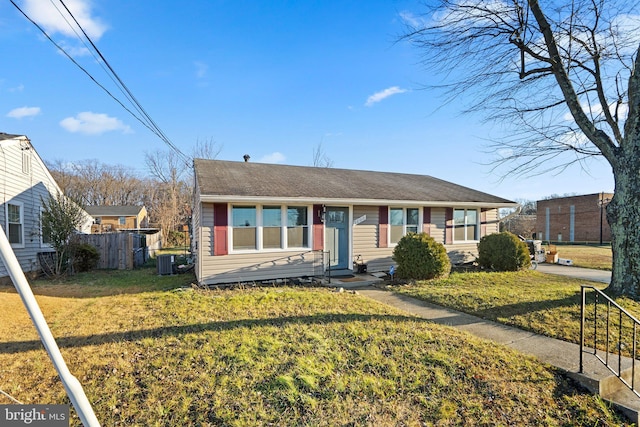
[119,216,126,225]
[232,206,257,250]
[287,206,308,248]
[453,208,479,241]
[7,202,24,247]
[263,206,282,249]
[390,207,420,244]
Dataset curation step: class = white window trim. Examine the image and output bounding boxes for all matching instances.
[7,201,25,249]
[389,207,422,246]
[229,204,312,253]
[453,208,480,243]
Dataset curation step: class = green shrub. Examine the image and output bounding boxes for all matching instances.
[71,242,100,272]
[392,233,451,280]
[477,232,531,271]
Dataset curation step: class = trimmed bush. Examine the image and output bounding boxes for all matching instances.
[71,242,100,272]
[477,232,531,271]
[392,233,451,280]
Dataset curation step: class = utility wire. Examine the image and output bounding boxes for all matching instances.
[56,0,187,164]
[9,0,191,167]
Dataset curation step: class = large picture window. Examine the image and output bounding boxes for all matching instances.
[390,207,420,244]
[454,208,478,241]
[230,205,310,251]
[7,202,24,247]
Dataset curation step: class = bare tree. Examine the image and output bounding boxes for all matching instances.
[48,159,147,206]
[312,140,334,167]
[402,0,640,298]
[192,137,223,160]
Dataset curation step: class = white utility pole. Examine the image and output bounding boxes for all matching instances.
[0,229,100,426]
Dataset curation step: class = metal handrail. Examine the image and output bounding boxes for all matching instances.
[580,285,640,398]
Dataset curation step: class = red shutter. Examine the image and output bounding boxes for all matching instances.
[213,203,228,256]
[312,204,324,250]
[481,209,488,237]
[445,208,453,244]
[378,206,388,248]
[423,207,431,236]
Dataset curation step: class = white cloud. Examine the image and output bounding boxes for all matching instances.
[194,61,208,78]
[6,106,41,119]
[60,112,131,135]
[398,11,425,28]
[365,86,408,107]
[258,152,286,164]
[24,0,107,40]
[8,84,24,93]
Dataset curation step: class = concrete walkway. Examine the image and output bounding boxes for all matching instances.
[329,267,638,423]
[536,263,611,283]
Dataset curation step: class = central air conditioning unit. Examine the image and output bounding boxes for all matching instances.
[157,255,174,275]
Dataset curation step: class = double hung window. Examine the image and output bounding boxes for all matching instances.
[390,207,419,244]
[7,202,24,247]
[453,209,478,241]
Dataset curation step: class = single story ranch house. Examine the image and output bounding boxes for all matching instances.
[192,159,517,286]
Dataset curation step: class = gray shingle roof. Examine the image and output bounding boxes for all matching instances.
[194,159,515,205]
[85,206,145,217]
[0,132,24,141]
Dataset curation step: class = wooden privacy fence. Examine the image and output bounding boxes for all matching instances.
[74,231,161,270]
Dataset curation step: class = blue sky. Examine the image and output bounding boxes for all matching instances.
[0,0,614,201]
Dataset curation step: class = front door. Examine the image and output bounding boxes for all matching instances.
[325,207,349,270]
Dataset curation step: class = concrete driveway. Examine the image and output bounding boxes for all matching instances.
[536,263,611,284]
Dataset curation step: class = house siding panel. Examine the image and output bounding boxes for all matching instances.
[430,208,446,243]
[198,250,319,285]
[352,206,394,272]
[0,138,60,278]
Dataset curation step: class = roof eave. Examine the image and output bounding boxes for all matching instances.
[198,194,517,208]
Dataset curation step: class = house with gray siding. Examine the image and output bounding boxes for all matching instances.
[0,133,92,280]
[193,159,517,286]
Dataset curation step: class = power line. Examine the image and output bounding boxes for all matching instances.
[9,0,191,167]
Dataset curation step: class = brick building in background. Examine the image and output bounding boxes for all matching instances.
[536,193,613,244]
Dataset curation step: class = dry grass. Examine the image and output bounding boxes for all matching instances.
[392,270,640,350]
[0,269,630,426]
[550,245,612,270]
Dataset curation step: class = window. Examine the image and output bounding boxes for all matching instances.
[453,209,478,241]
[287,206,308,248]
[230,205,310,251]
[119,216,126,225]
[390,207,420,244]
[263,206,282,249]
[407,208,419,234]
[7,202,24,247]
[232,206,257,250]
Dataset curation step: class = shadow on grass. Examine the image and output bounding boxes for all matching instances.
[0,268,195,298]
[473,293,583,321]
[0,313,429,354]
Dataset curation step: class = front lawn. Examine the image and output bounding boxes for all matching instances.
[0,268,629,426]
[392,270,640,346]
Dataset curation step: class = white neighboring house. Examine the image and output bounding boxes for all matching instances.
[0,133,92,281]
